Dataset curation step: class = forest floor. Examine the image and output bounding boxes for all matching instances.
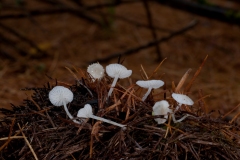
[0,0,240,119]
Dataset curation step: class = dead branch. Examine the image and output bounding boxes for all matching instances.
[157,0,240,25]
[0,23,47,57]
[142,0,162,60]
[89,20,198,63]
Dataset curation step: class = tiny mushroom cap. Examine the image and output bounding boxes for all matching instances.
[136,80,164,101]
[87,62,105,81]
[152,100,172,124]
[77,104,93,118]
[106,63,132,97]
[49,86,73,107]
[49,86,74,120]
[172,93,194,106]
[136,80,164,89]
[106,63,132,79]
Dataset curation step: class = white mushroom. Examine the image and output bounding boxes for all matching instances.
[136,80,164,101]
[152,100,172,124]
[172,93,194,111]
[49,86,80,124]
[106,63,132,97]
[77,104,126,128]
[87,62,105,82]
[152,100,193,124]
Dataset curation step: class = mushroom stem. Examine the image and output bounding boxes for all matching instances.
[63,101,74,119]
[90,115,126,128]
[63,103,81,124]
[174,103,182,112]
[142,87,153,101]
[108,75,119,97]
[171,113,192,123]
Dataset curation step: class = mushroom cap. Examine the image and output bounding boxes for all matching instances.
[152,100,171,114]
[172,93,194,105]
[87,62,105,80]
[49,86,73,106]
[136,80,164,89]
[106,63,132,79]
[77,104,93,118]
[152,100,172,124]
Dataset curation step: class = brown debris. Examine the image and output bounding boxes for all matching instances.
[0,63,240,159]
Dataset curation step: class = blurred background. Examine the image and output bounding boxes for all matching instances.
[0,0,240,117]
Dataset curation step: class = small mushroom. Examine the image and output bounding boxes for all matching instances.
[152,100,172,124]
[136,80,164,101]
[152,100,193,124]
[172,93,194,111]
[49,86,80,124]
[77,104,126,128]
[106,63,132,97]
[87,62,105,82]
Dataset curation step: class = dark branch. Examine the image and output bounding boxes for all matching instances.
[157,0,240,25]
[0,7,102,26]
[0,23,47,57]
[142,0,162,60]
[89,20,198,63]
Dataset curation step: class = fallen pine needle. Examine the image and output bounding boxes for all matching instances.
[141,64,148,79]
[17,123,39,160]
[149,57,167,79]
[175,68,192,93]
[223,103,240,119]
[0,136,24,140]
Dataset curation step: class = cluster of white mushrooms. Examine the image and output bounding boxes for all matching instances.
[48,62,195,128]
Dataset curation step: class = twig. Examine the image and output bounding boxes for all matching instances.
[0,118,16,151]
[175,68,192,93]
[0,7,102,26]
[17,123,39,160]
[85,0,141,10]
[102,13,172,32]
[158,0,240,25]
[65,67,93,97]
[197,89,208,114]
[140,64,149,79]
[0,34,27,57]
[230,111,240,124]
[89,20,198,63]
[0,8,67,19]
[149,57,167,79]
[223,103,240,119]
[0,23,47,57]
[142,0,162,60]
[184,55,208,93]
[0,136,24,140]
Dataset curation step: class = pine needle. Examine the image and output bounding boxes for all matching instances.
[185,55,208,93]
[65,66,93,97]
[172,81,176,92]
[175,68,192,93]
[17,123,39,160]
[0,136,24,140]
[149,57,167,79]
[140,64,148,79]
[223,103,240,119]
[230,111,240,124]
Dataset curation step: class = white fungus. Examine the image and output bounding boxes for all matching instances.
[152,100,172,124]
[172,93,194,111]
[49,86,80,124]
[77,104,126,128]
[136,80,164,101]
[87,62,105,82]
[106,63,132,97]
[152,100,193,124]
